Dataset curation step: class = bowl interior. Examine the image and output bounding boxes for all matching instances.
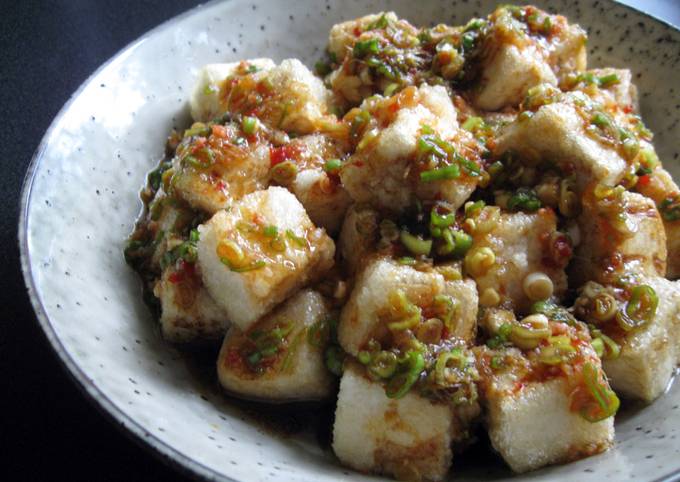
[21,0,680,481]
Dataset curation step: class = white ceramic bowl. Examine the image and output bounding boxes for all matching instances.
[19,0,680,480]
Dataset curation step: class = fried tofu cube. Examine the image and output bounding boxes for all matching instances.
[486,377,614,473]
[216,289,335,401]
[571,187,667,287]
[636,167,680,279]
[467,208,568,313]
[191,59,333,135]
[573,68,639,113]
[271,133,352,234]
[338,257,478,356]
[340,85,482,213]
[474,6,586,110]
[494,95,627,191]
[196,187,335,330]
[154,263,229,343]
[333,362,463,482]
[328,12,401,63]
[475,43,557,112]
[326,12,422,107]
[338,204,380,277]
[292,168,352,234]
[170,123,271,214]
[190,59,276,122]
[475,345,615,473]
[601,276,680,402]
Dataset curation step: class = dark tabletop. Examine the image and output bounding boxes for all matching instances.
[4,1,680,481]
[2,1,200,480]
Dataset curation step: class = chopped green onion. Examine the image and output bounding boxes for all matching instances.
[183,123,210,138]
[434,349,464,385]
[399,230,432,256]
[221,259,266,272]
[617,284,658,331]
[189,228,200,242]
[538,336,576,365]
[450,230,473,258]
[459,156,481,175]
[591,112,611,128]
[464,200,486,217]
[285,229,307,248]
[307,319,331,348]
[591,337,605,358]
[242,116,258,135]
[580,362,620,422]
[353,38,380,58]
[323,158,342,172]
[270,161,298,184]
[281,331,305,372]
[418,29,433,44]
[324,346,345,376]
[367,13,389,30]
[397,256,416,266]
[430,210,456,229]
[387,290,422,332]
[314,60,332,76]
[660,195,680,221]
[461,116,484,132]
[597,333,621,360]
[508,188,541,212]
[639,148,659,172]
[184,154,211,169]
[433,294,457,330]
[247,351,262,366]
[461,32,475,50]
[263,225,278,238]
[368,351,398,379]
[486,323,512,348]
[385,350,425,399]
[358,350,372,365]
[383,83,399,96]
[464,18,486,31]
[598,73,620,87]
[420,164,460,182]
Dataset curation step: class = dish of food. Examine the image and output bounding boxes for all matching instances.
[20,0,680,481]
[121,3,680,480]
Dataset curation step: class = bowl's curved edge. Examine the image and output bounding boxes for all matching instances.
[16,1,236,480]
[15,1,680,481]
[614,0,680,30]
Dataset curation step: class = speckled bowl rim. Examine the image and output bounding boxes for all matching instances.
[16,1,680,481]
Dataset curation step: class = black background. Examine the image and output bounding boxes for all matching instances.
[2,1,200,480]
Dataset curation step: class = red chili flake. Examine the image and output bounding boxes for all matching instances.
[225,349,242,367]
[637,174,651,187]
[211,125,227,138]
[552,234,573,261]
[168,270,184,284]
[270,145,297,166]
[353,26,362,36]
[623,104,633,114]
